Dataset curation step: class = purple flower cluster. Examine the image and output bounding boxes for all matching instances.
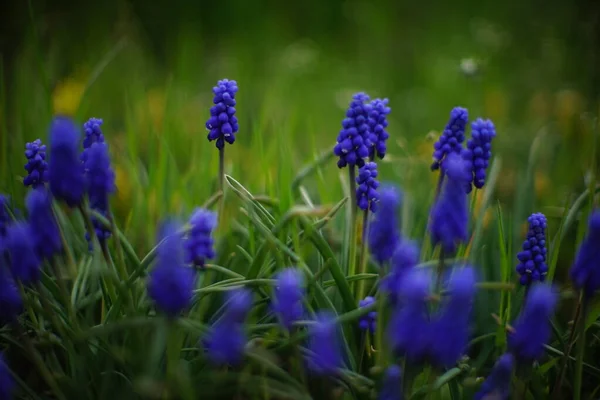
[358,296,376,333]
[378,364,403,400]
[462,118,496,193]
[356,162,380,212]
[474,354,514,400]
[85,143,116,246]
[26,188,61,260]
[81,118,105,164]
[368,98,391,160]
[5,222,41,285]
[306,311,342,375]
[184,208,217,268]
[516,213,548,286]
[0,266,22,324]
[570,210,600,296]
[431,107,468,171]
[206,79,239,150]
[272,268,304,330]
[334,93,372,169]
[383,239,420,304]
[368,185,401,265]
[23,139,49,188]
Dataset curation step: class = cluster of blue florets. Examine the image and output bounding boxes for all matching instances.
[334,93,372,168]
[431,107,468,171]
[206,79,239,150]
[516,213,548,286]
[356,162,380,212]
[462,118,496,193]
[23,139,49,188]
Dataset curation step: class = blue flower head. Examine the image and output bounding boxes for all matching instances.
[23,139,49,188]
[147,221,195,317]
[368,98,391,160]
[6,222,41,285]
[81,118,105,163]
[85,142,116,246]
[26,188,61,260]
[431,107,468,171]
[306,311,342,375]
[184,208,217,268]
[429,153,470,254]
[474,353,514,400]
[378,364,403,400]
[508,284,557,363]
[388,269,431,362]
[0,353,15,400]
[570,210,600,297]
[516,213,548,286]
[333,93,372,169]
[206,79,239,149]
[368,184,402,265]
[48,116,85,207]
[356,162,380,212]
[272,268,304,330]
[358,296,377,333]
[0,195,10,238]
[223,287,253,323]
[430,266,477,368]
[0,266,22,324]
[462,118,496,192]
[383,239,420,303]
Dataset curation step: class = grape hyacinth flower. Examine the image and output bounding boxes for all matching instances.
[430,266,477,368]
[368,98,391,160]
[388,269,431,362]
[356,162,380,212]
[378,364,403,400]
[462,118,496,193]
[0,195,9,239]
[0,267,22,324]
[48,117,85,207]
[23,139,49,188]
[81,118,105,164]
[333,93,372,169]
[272,268,304,330]
[570,210,600,297]
[383,239,420,303]
[85,142,116,246]
[0,353,14,400]
[358,296,377,333]
[147,221,195,317]
[474,353,514,400]
[429,153,470,254]
[26,188,61,260]
[508,284,557,363]
[306,311,342,375]
[206,79,239,150]
[431,107,468,171]
[184,208,217,268]
[368,185,402,266]
[6,222,41,285]
[516,213,548,286]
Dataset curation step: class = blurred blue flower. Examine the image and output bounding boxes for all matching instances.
[26,188,61,260]
[358,296,377,333]
[206,79,239,150]
[6,222,41,285]
[429,153,470,254]
[368,98,391,160]
[81,118,105,165]
[388,269,431,362]
[333,93,372,169]
[48,116,85,207]
[368,185,401,266]
[0,266,22,324]
[356,162,380,212]
[85,142,116,247]
[306,311,342,375]
[508,284,557,363]
[431,107,468,171]
[223,287,253,323]
[0,195,10,239]
[378,364,403,400]
[462,118,496,192]
[184,208,217,268]
[474,353,514,400]
[147,221,195,317]
[0,353,14,400]
[570,210,600,297]
[516,213,548,286]
[383,239,420,304]
[23,139,49,188]
[430,266,477,368]
[272,268,304,330]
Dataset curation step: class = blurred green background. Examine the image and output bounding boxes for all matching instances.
[0,0,599,253]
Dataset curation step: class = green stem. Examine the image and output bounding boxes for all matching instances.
[109,209,129,282]
[357,209,370,300]
[348,167,358,278]
[551,298,582,399]
[218,146,225,220]
[166,319,180,388]
[52,204,78,278]
[375,268,386,367]
[574,297,588,400]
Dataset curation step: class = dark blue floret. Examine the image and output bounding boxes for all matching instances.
[147,221,195,317]
[358,296,377,333]
[516,213,548,286]
[23,139,49,188]
[570,210,600,297]
[474,353,514,400]
[462,118,496,193]
[368,98,391,160]
[368,185,402,265]
[508,284,557,363]
[383,239,420,304]
[184,208,217,268]
[81,118,105,164]
[26,188,61,260]
[306,311,342,375]
[0,353,15,400]
[272,268,304,330]
[431,107,468,171]
[378,364,403,400]
[206,79,239,150]
[0,266,22,324]
[429,154,470,253]
[333,93,372,169]
[356,162,380,212]
[48,116,85,207]
[6,222,41,285]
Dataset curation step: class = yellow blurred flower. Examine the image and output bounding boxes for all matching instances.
[535,170,550,197]
[114,164,132,205]
[53,78,85,116]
